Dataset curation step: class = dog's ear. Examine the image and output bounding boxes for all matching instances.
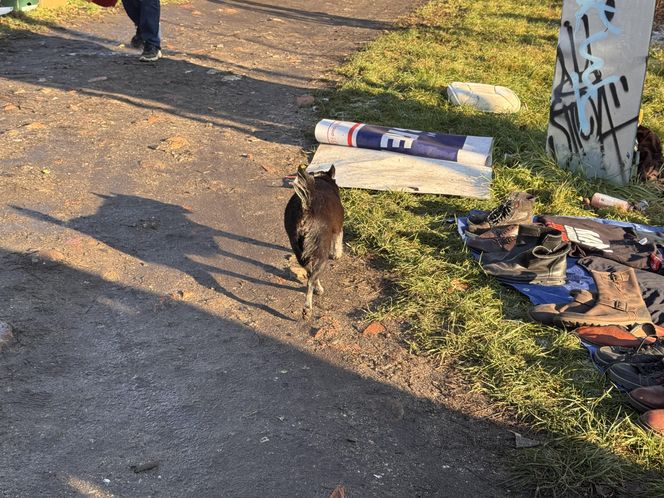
[327,164,336,179]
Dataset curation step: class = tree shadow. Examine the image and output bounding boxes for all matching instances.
[12,193,298,321]
[208,0,394,30]
[0,246,519,497]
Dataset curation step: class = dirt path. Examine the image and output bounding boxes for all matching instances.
[0,2,516,496]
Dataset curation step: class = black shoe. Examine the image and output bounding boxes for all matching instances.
[594,339,664,367]
[607,360,664,390]
[130,29,144,50]
[139,44,162,62]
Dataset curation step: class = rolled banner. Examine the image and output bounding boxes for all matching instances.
[314,119,494,167]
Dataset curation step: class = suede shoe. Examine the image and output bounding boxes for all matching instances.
[637,409,664,436]
[628,385,664,413]
[467,192,535,233]
[607,360,664,390]
[575,323,664,347]
[557,267,652,328]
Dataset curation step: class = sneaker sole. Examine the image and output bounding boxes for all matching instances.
[494,275,567,286]
[627,393,662,414]
[140,51,162,62]
[558,316,653,329]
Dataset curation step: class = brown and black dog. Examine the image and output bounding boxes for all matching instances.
[284,165,344,319]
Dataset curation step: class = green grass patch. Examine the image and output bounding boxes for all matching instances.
[321,0,664,495]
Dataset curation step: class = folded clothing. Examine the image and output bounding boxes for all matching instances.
[538,215,662,273]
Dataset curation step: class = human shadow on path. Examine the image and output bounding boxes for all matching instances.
[13,194,297,321]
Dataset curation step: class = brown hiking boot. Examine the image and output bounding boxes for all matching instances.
[575,323,664,347]
[557,267,652,328]
[528,289,594,325]
[465,224,519,253]
[467,192,535,233]
[637,409,664,436]
[629,385,664,413]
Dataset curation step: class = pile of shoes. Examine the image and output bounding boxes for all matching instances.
[466,192,572,285]
[463,192,664,437]
[578,323,664,435]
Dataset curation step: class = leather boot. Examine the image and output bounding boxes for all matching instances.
[638,409,664,436]
[528,289,594,325]
[557,267,652,328]
[482,224,558,264]
[628,385,664,413]
[465,224,519,253]
[467,192,535,233]
[482,231,571,285]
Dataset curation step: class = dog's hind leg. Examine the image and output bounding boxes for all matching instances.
[314,279,324,295]
[331,231,344,260]
[303,262,325,319]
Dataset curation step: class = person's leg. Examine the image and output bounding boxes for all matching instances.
[139,0,161,48]
[121,0,140,28]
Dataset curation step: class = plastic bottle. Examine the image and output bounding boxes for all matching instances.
[588,193,648,212]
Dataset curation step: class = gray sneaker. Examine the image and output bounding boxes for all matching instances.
[139,44,162,62]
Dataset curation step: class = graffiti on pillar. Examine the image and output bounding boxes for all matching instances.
[547,0,655,185]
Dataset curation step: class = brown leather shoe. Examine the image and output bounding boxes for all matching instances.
[638,409,664,436]
[629,385,664,413]
[557,267,652,328]
[465,224,519,253]
[528,289,594,325]
[575,323,664,347]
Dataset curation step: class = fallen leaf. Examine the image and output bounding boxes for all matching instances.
[329,485,346,498]
[25,122,47,130]
[159,135,189,151]
[362,322,386,337]
[2,103,18,112]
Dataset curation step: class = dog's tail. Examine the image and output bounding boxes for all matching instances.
[293,166,315,211]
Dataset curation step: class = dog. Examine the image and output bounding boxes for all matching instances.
[284,165,344,319]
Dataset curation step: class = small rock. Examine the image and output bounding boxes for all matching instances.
[240,153,254,160]
[296,95,315,107]
[169,290,193,301]
[32,249,65,264]
[191,9,202,15]
[259,436,270,443]
[0,322,15,350]
[103,478,110,484]
[206,69,218,75]
[87,76,108,83]
[513,432,540,449]
[2,103,18,112]
[130,460,159,473]
[221,75,241,82]
[362,321,386,337]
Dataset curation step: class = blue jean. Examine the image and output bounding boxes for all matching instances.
[121,0,161,48]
